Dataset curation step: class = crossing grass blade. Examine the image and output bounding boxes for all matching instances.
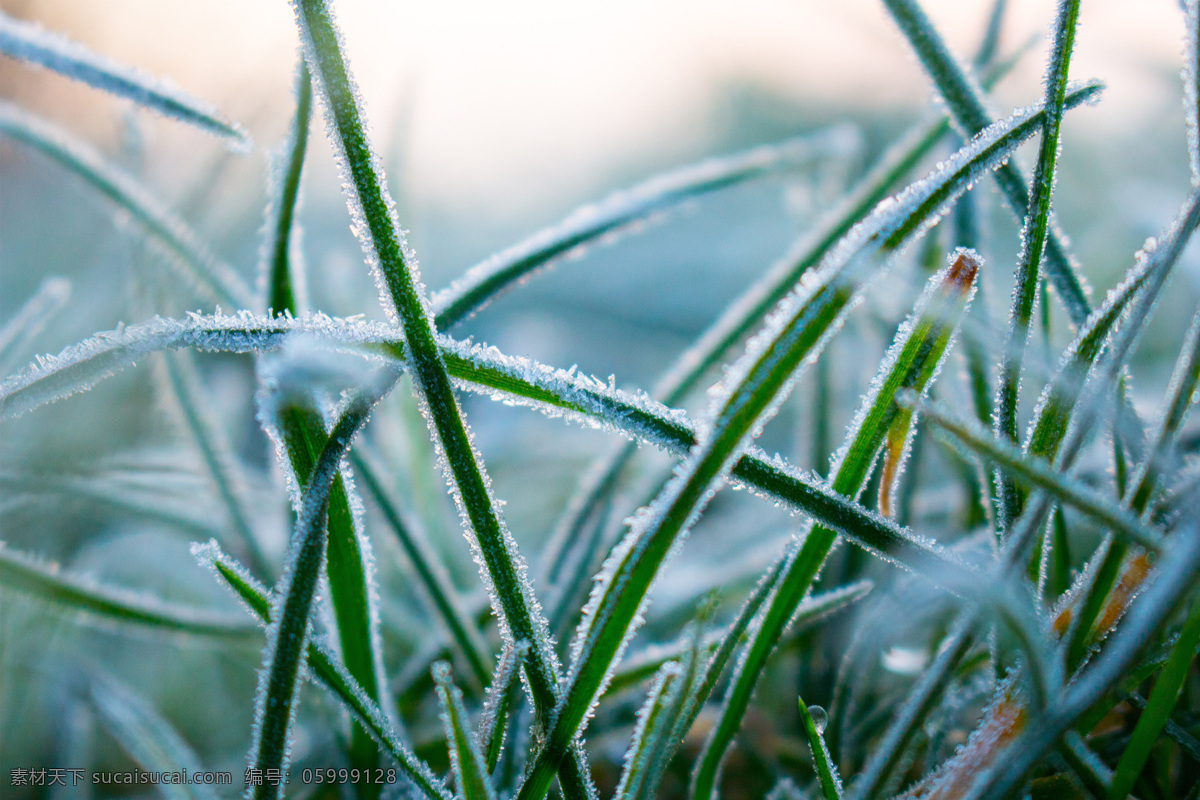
[433,662,498,800]
[691,253,979,800]
[993,0,1082,533]
[880,0,1093,327]
[0,544,258,639]
[0,103,254,309]
[539,39,1058,591]
[908,394,1162,550]
[431,127,861,328]
[0,10,248,146]
[291,3,595,797]
[247,379,391,800]
[194,540,452,800]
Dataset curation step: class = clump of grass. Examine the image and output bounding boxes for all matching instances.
[2,1,1200,799]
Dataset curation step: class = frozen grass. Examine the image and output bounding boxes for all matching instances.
[2,1,1200,799]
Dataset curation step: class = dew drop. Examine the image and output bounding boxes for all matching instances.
[807,705,828,734]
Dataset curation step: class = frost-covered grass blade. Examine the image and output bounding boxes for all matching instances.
[433,662,498,800]
[799,698,842,800]
[0,10,248,145]
[0,104,253,309]
[0,543,257,639]
[430,127,860,327]
[194,540,451,800]
[691,252,979,800]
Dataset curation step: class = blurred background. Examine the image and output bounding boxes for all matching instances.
[2,0,1198,795]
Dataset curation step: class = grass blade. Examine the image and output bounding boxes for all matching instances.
[910,394,1162,550]
[430,128,859,327]
[0,309,970,587]
[614,658,688,800]
[0,276,70,375]
[433,662,498,800]
[994,0,1082,532]
[1105,590,1200,799]
[291,3,594,796]
[880,0,1093,327]
[353,450,494,689]
[193,541,451,800]
[1126,309,1200,515]
[962,514,1200,800]
[799,698,842,800]
[0,543,257,639]
[248,377,391,800]
[1021,187,1200,517]
[88,673,219,800]
[478,641,529,774]
[268,397,386,767]
[691,254,979,800]
[539,44,1061,591]
[0,104,253,309]
[0,10,248,145]
[162,350,267,577]
[263,58,313,316]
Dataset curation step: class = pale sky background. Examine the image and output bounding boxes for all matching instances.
[0,0,1190,214]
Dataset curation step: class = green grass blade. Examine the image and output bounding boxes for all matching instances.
[264,58,313,316]
[353,450,493,689]
[0,103,254,308]
[1021,187,1200,517]
[880,0,1093,326]
[479,641,528,774]
[430,128,859,328]
[1060,733,1113,799]
[193,540,452,800]
[88,673,219,800]
[162,350,267,577]
[0,543,257,639]
[609,579,870,697]
[615,659,687,800]
[0,276,70,375]
[1127,309,1200,515]
[994,0,1082,532]
[539,44,1056,591]
[960,515,1200,800]
[270,399,386,767]
[846,613,976,800]
[910,394,1162,550]
[691,255,979,800]
[799,698,842,800]
[1105,590,1200,799]
[433,662,498,800]
[292,3,593,796]
[0,10,248,145]
[248,380,389,800]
